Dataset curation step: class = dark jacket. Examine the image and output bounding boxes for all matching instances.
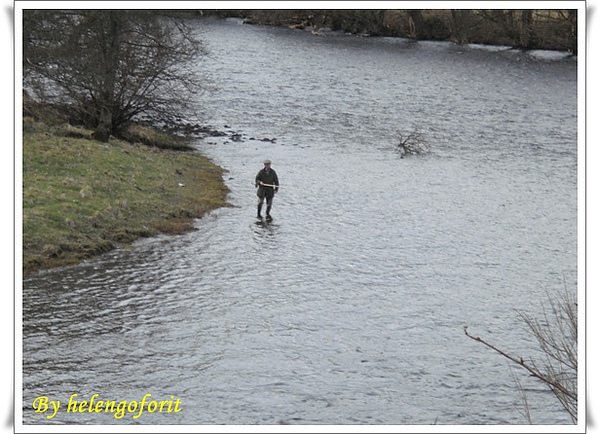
[255,168,279,197]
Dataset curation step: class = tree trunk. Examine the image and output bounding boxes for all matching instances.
[519,10,534,49]
[92,106,113,142]
[92,11,120,142]
[450,10,470,44]
[568,10,577,55]
[407,10,425,39]
[492,9,519,43]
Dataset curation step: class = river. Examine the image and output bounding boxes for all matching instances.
[21,18,579,427]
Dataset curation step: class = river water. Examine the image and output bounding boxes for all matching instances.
[21,18,579,427]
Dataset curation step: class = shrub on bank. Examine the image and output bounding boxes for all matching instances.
[119,123,195,151]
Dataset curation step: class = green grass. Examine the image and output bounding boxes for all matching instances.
[22,117,231,274]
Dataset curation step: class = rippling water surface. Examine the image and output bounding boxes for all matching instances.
[22,18,578,426]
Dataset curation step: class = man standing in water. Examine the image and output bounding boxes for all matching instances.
[255,159,279,220]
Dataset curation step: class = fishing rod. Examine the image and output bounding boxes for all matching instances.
[252,181,280,188]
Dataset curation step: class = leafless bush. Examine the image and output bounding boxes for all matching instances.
[464,286,578,423]
[396,129,430,157]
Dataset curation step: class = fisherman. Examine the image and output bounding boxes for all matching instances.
[255,159,279,220]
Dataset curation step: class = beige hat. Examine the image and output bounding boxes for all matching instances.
[263,159,271,164]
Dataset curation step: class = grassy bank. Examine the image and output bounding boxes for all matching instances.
[22,117,231,275]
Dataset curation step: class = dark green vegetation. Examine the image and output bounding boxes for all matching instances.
[203,9,578,54]
[22,103,230,275]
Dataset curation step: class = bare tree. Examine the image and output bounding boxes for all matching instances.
[464,287,577,423]
[450,10,471,44]
[407,10,425,39]
[519,10,535,49]
[23,10,205,141]
[567,10,577,55]
[556,9,578,55]
[476,9,520,42]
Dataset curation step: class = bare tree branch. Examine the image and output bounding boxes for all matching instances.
[464,290,578,426]
[396,129,430,157]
